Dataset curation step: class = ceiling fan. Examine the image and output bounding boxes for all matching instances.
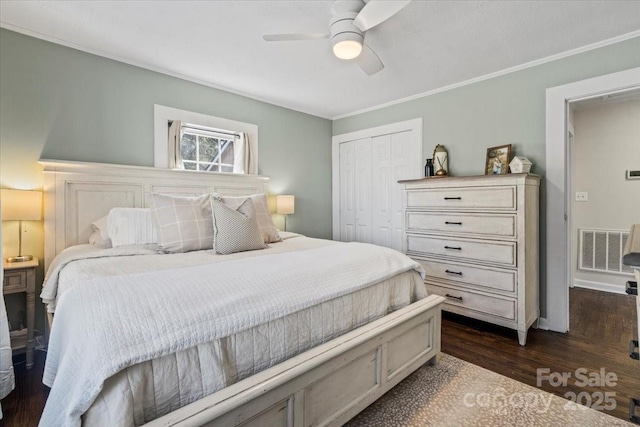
[263,0,411,75]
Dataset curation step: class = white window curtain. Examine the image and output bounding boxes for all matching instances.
[168,120,183,170]
[233,132,258,175]
[0,212,16,418]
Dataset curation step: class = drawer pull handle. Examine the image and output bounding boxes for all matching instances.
[631,340,639,361]
[444,246,462,250]
[444,197,461,200]
[445,221,462,225]
[445,294,463,302]
[445,270,463,276]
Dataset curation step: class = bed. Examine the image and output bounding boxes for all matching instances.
[39,159,444,427]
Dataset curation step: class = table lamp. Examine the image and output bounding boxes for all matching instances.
[1,189,43,262]
[276,195,295,232]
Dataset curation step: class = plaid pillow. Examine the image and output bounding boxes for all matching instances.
[149,193,214,253]
[211,196,267,255]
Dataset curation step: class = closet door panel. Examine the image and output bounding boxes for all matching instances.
[371,135,392,248]
[339,141,357,242]
[390,131,418,252]
[355,138,373,244]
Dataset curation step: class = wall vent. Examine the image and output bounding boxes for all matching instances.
[579,228,633,276]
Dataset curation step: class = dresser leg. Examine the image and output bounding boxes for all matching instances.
[427,353,440,366]
[518,330,527,346]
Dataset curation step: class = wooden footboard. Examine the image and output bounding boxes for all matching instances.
[145,294,445,427]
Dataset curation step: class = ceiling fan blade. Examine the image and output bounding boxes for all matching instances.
[353,0,411,32]
[357,44,384,75]
[263,33,329,42]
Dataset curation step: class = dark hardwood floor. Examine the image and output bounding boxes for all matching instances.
[1,287,638,426]
[1,352,48,427]
[443,287,639,422]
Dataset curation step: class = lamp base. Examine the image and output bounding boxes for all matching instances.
[6,255,33,263]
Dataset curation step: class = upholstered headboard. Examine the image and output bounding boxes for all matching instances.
[40,159,269,270]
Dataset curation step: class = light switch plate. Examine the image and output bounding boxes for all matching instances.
[575,192,588,202]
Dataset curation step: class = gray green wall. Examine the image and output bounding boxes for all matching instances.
[334,36,640,317]
[0,29,332,332]
[0,29,332,238]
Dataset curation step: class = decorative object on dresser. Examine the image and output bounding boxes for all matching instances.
[509,156,533,174]
[485,144,512,175]
[276,194,295,231]
[433,144,449,176]
[3,258,37,368]
[400,173,540,345]
[1,189,43,262]
[424,158,434,177]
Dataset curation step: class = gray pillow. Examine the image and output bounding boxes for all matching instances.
[212,196,267,255]
[216,193,281,244]
[149,193,214,253]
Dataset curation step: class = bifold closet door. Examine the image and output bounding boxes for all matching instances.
[339,131,417,249]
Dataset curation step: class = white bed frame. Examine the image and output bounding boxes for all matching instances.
[40,159,445,427]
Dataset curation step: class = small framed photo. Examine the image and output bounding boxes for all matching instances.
[485,144,512,175]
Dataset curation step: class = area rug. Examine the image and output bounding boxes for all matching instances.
[347,354,632,426]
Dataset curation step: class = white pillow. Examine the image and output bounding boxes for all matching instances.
[107,208,157,247]
[88,216,112,248]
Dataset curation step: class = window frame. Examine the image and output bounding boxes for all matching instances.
[154,105,258,171]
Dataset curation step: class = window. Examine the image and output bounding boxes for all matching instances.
[154,105,258,173]
[179,124,235,172]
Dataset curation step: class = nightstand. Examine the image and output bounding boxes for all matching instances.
[3,257,37,369]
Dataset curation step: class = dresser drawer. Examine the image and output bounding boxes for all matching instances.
[426,283,516,321]
[406,212,516,239]
[407,235,516,267]
[3,270,27,294]
[406,186,516,210]
[417,258,516,294]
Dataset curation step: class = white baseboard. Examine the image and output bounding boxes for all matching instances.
[536,317,549,330]
[573,279,626,295]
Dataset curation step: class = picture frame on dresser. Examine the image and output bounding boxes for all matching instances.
[485,144,512,175]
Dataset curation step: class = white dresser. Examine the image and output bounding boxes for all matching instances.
[401,174,540,345]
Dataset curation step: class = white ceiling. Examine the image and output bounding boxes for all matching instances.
[1,1,640,119]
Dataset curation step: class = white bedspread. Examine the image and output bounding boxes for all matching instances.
[41,243,158,312]
[41,241,423,427]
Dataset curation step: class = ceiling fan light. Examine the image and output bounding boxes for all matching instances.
[333,39,363,59]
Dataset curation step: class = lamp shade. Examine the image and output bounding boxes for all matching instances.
[1,189,43,220]
[276,195,295,215]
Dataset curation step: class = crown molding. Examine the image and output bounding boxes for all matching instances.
[332,30,640,120]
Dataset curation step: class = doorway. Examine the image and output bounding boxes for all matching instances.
[568,93,640,298]
[545,66,640,333]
